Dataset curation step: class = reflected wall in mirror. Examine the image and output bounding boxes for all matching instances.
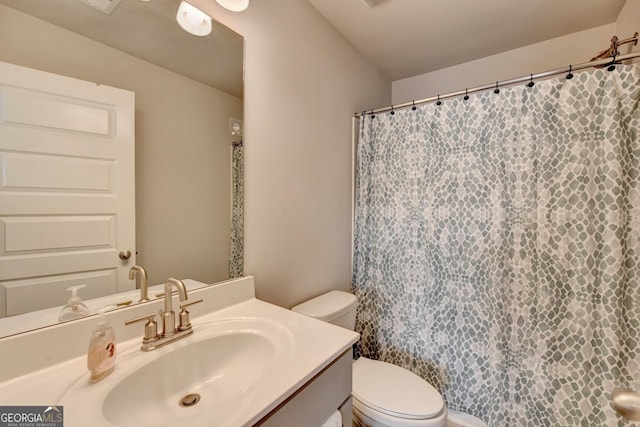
[0,0,244,337]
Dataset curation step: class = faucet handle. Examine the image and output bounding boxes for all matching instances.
[125,313,158,344]
[179,299,203,310]
[178,299,203,331]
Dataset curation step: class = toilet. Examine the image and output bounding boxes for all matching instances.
[292,290,449,427]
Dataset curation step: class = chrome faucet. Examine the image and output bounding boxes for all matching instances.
[125,277,203,351]
[128,265,149,302]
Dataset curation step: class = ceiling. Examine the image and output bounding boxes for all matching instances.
[0,0,244,98]
[307,0,628,81]
[2,0,627,91]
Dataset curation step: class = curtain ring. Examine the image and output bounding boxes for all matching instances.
[463,88,469,101]
[436,95,442,106]
[494,82,500,94]
[370,109,375,119]
[608,55,617,72]
[412,100,417,111]
[527,74,535,88]
[566,65,574,80]
[390,105,395,116]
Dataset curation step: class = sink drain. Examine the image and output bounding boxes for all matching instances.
[179,393,201,407]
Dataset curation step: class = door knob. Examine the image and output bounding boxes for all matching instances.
[119,250,132,260]
[611,387,640,421]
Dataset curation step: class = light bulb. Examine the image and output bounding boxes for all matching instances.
[216,0,249,12]
[186,12,204,27]
[176,1,212,36]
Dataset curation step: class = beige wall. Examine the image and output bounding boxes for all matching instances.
[0,5,242,286]
[617,0,640,55]
[391,23,617,105]
[392,0,640,106]
[190,0,391,308]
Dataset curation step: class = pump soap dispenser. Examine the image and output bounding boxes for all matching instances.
[87,307,117,383]
[58,285,90,322]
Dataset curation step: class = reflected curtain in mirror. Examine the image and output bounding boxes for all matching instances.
[229,141,244,279]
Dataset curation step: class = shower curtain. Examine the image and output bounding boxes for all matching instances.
[352,63,640,426]
[229,141,244,279]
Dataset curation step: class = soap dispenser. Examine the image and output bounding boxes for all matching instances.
[87,307,117,383]
[58,285,90,322]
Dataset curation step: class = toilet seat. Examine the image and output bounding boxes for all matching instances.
[353,401,447,427]
[352,357,446,426]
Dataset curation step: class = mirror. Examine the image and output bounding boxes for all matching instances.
[0,0,244,337]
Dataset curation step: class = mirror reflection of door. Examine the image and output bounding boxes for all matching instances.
[0,0,243,336]
[0,61,135,317]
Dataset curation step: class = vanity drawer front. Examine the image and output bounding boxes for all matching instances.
[257,349,353,427]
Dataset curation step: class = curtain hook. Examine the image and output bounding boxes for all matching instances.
[608,55,617,72]
[463,88,469,101]
[390,105,395,116]
[412,100,417,111]
[370,109,375,119]
[436,95,442,106]
[494,81,500,94]
[566,65,574,80]
[527,74,535,88]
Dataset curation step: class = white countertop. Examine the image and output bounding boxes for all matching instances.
[0,276,359,427]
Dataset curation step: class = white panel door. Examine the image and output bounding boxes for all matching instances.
[0,61,135,317]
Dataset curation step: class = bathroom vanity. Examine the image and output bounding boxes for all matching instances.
[0,276,358,426]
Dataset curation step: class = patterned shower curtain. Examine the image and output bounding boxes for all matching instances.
[353,63,640,426]
[229,141,244,279]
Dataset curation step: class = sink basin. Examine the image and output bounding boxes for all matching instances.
[59,317,294,427]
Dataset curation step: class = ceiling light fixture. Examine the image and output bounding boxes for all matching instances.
[360,0,387,7]
[79,0,123,15]
[215,0,249,12]
[176,1,212,36]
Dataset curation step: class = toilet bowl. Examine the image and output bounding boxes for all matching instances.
[291,291,448,427]
[352,357,447,427]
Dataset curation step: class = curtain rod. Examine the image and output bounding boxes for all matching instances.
[354,50,640,118]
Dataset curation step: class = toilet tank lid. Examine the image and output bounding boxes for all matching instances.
[291,290,357,322]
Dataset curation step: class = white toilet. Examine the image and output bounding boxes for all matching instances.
[292,290,448,427]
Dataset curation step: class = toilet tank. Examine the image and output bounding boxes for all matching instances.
[291,290,358,330]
